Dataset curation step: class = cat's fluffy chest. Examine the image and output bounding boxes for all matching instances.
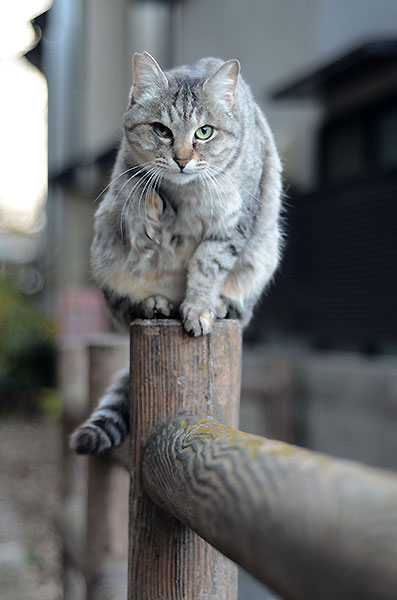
[110,182,241,303]
[106,218,199,303]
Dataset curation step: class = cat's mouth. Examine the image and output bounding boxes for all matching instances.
[163,169,198,185]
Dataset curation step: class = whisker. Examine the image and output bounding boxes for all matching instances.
[110,163,156,214]
[206,165,251,208]
[150,168,166,246]
[193,173,212,230]
[152,168,165,211]
[119,167,158,239]
[94,162,153,203]
[199,172,216,237]
[118,170,152,231]
[137,167,160,224]
[203,170,226,211]
[190,173,208,220]
[142,168,163,228]
[206,168,237,230]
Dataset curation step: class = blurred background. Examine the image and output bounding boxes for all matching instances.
[1,0,397,598]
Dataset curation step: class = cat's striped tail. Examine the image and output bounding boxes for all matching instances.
[69,367,130,454]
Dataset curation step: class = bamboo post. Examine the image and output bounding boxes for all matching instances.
[58,338,89,499]
[58,339,89,600]
[85,335,130,600]
[143,416,397,600]
[128,319,242,600]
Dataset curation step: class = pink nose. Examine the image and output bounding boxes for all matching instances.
[174,157,190,170]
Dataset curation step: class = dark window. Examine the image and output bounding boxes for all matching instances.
[376,107,397,170]
[323,123,365,183]
[319,94,397,185]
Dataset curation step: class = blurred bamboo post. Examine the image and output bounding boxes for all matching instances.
[58,339,89,600]
[143,416,397,600]
[85,336,130,600]
[128,319,242,600]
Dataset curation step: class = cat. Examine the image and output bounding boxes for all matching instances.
[70,52,282,454]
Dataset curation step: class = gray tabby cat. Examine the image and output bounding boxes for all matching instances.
[70,52,282,454]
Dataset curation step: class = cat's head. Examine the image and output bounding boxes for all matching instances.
[123,52,241,186]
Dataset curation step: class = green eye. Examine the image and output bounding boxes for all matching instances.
[195,125,214,140]
[153,122,173,139]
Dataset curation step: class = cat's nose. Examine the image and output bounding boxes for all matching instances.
[174,157,190,171]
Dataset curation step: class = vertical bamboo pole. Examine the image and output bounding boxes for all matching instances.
[128,319,241,600]
[58,339,89,600]
[85,335,130,600]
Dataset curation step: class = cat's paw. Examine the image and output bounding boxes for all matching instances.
[69,424,112,455]
[140,295,174,319]
[181,300,215,336]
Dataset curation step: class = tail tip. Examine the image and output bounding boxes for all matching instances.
[69,425,111,455]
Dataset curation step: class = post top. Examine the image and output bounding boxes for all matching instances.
[130,318,242,331]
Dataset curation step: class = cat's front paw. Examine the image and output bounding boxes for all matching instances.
[181,300,215,336]
[140,295,174,318]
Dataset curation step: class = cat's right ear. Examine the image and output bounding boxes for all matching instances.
[130,52,168,101]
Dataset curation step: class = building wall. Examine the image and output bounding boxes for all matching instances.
[44,0,86,175]
[46,0,397,184]
[175,0,321,189]
[46,185,94,294]
[44,0,397,290]
[84,0,131,159]
[175,0,397,188]
[297,352,397,471]
[316,0,397,57]
[242,349,397,472]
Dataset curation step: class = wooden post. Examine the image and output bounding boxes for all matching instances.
[143,416,397,600]
[128,319,242,600]
[85,335,130,600]
[58,339,89,600]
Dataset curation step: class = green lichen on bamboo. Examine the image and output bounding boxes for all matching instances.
[177,417,307,461]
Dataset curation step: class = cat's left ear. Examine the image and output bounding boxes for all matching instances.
[130,52,168,101]
[203,59,240,107]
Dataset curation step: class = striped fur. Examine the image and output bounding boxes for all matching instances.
[70,368,129,454]
[70,53,282,454]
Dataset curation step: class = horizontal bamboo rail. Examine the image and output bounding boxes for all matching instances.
[143,415,397,600]
[63,322,397,600]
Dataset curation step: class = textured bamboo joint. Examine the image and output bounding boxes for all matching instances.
[143,415,397,600]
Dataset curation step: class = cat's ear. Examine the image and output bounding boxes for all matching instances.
[130,52,168,100]
[203,59,240,107]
